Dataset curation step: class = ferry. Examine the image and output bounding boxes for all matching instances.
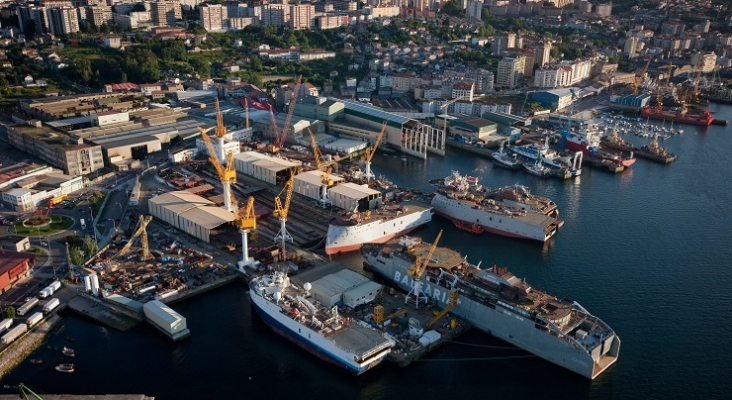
[249,269,394,375]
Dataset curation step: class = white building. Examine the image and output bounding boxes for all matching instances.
[451,81,475,101]
[195,135,240,164]
[200,4,228,31]
[496,56,525,89]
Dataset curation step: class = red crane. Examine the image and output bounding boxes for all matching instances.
[276,75,302,148]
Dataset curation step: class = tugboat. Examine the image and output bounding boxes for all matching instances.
[452,220,484,234]
[55,363,74,373]
[62,347,75,357]
[635,134,677,164]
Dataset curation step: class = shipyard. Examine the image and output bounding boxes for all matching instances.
[0,16,730,394]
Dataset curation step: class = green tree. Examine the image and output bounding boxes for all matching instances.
[441,0,466,17]
[69,246,84,266]
[249,55,263,72]
[83,235,98,256]
[4,306,15,320]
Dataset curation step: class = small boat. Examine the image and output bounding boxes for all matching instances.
[62,347,75,357]
[523,160,551,179]
[55,363,74,373]
[492,145,522,169]
[452,219,484,234]
[29,359,43,365]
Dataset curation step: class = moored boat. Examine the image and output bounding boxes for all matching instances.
[452,219,484,234]
[362,238,621,379]
[635,135,677,164]
[62,347,75,357]
[523,161,551,178]
[641,106,713,126]
[492,145,522,170]
[55,363,74,373]
[249,269,394,375]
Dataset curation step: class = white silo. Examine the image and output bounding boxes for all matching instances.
[84,275,92,292]
[90,274,100,296]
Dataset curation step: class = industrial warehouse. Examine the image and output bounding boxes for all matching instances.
[148,191,236,243]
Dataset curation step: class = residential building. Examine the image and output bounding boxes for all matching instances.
[451,81,475,101]
[493,32,516,56]
[18,6,49,34]
[289,3,314,29]
[466,69,494,93]
[534,66,573,88]
[86,6,113,27]
[151,0,182,27]
[496,56,525,89]
[691,52,717,73]
[466,0,483,20]
[624,36,639,58]
[47,7,79,36]
[594,3,612,17]
[200,4,227,31]
[531,41,552,67]
[262,4,289,27]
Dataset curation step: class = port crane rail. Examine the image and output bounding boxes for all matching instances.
[119,214,153,261]
[405,230,443,308]
[362,121,388,182]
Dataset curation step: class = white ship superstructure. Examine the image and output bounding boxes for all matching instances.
[363,238,620,379]
[430,171,562,242]
[249,271,393,375]
[326,202,432,255]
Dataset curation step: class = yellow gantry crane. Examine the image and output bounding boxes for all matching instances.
[198,115,237,212]
[362,121,388,182]
[273,171,297,255]
[235,196,257,269]
[405,229,443,309]
[307,128,334,207]
[119,215,153,261]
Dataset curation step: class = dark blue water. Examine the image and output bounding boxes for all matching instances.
[4,105,732,399]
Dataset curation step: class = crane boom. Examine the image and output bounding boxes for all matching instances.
[236,196,256,230]
[277,75,302,148]
[119,215,153,261]
[408,230,443,279]
[273,171,297,250]
[425,290,459,328]
[365,121,388,163]
[214,98,226,138]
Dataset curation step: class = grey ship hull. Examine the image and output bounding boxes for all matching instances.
[364,253,620,379]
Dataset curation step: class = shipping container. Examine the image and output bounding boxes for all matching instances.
[26,312,43,327]
[17,298,39,316]
[1,323,27,345]
[0,318,13,335]
[43,298,60,313]
[49,281,62,292]
[38,288,50,298]
[143,301,187,335]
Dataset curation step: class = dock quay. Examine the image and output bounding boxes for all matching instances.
[0,394,154,400]
[0,315,64,380]
[445,140,496,160]
[67,294,142,331]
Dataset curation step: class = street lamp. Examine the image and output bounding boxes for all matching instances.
[88,205,98,245]
[107,218,118,235]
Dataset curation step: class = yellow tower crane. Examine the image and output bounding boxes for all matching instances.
[307,128,334,208]
[198,125,237,212]
[405,229,443,309]
[235,196,258,270]
[273,170,297,255]
[362,121,388,182]
[119,215,154,261]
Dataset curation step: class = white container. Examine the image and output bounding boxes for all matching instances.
[38,288,50,298]
[143,300,187,335]
[0,318,13,335]
[17,298,39,316]
[49,280,62,292]
[43,298,60,313]
[1,323,27,344]
[26,312,43,327]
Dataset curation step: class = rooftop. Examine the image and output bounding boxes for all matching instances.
[0,250,35,276]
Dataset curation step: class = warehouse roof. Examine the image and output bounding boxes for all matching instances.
[333,98,411,125]
[328,182,380,199]
[180,206,236,229]
[233,151,268,163]
[295,170,344,186]
[143,300,184,325]
[252,158,301,172]
[0,250,35,275]
[99,135,159,149]
[149,191,215,215]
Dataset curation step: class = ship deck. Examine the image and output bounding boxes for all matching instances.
[381,240,465,270]
[331,200,431,227]
[330,324,392,358]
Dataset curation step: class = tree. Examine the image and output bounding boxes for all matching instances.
[249,55,263,72]
[4,306,15,320]
[69,246,84,266]
[83,235,98,256]
[441,0,466,17]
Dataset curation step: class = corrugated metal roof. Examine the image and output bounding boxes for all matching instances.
[45,115,92,127]
[143,300,183,325]
[180,206,236,229]
[331,269,370,287]
[332,98,411,124]
[295,170,344,186]
[329,182,380,199]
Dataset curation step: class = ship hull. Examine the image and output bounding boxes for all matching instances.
[364,255,620,379]
[431,193,558,242]
[325,207,432,255]
[249,286,389,375]
[641,108,713,126]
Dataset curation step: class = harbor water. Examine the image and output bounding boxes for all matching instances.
[3,104,732,399]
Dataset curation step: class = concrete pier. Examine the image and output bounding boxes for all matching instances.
[67,295,141,331]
